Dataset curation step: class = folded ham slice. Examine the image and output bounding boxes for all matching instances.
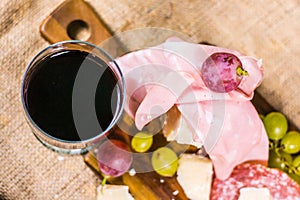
[114,37,268,180]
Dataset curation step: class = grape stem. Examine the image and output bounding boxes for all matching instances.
[100,175,110,194]
[273,140,280,150]
[269,141,274,150]
[275,144,285,152]
[236,66,249,76]
[291,166,300,176]
[101,175,110,187]
[273,143,300,176]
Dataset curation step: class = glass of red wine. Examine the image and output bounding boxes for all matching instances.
[21,41,125,154]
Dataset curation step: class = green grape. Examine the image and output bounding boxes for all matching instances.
[131,132,153,153]
[281,131,300,154]
[268,149,292,172]
[292,155,300,171]
[293,155,300,167]
[263,112,288,140]
[151,147,178,177]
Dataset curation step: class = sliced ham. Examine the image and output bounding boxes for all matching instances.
[114,38,268,180]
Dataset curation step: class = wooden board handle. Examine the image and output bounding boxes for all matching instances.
[40,0,112,44]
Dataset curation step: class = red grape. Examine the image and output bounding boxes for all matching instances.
[201,52,248,93]
[97,139,133,178]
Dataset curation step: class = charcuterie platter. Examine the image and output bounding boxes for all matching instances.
[82,92,300,200]
[39,0,300,199]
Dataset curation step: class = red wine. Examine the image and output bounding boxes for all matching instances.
[24,50,119,141]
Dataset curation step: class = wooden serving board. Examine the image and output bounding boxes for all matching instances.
[82,92,276,200]
[40,0,112,44]
[83,143,191,200]
[39,0,294,199]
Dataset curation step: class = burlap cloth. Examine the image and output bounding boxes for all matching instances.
[0,0,299,199]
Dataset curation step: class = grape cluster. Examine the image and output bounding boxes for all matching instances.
[131,132,179,177]
[262,112,300,184]
[96,130,179,183]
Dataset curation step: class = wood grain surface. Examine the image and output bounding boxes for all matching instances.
[40,0,112,44]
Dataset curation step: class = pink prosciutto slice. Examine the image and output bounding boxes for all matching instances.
[114,37,268,180]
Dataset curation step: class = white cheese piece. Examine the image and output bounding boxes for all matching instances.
[177,154,213,200]
[238,187,273,200]
[97,184,134,200]
[163,107,202,148]
[169,116,203,148]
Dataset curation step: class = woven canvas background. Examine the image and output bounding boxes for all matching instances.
[1,0,300,199]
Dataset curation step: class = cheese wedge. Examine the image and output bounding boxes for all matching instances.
[177,154,213,200]
[162,106,202,148]
[97,184,134,200]
[238,187,272,200]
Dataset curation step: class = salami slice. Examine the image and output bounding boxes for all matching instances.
[210,163,300,200]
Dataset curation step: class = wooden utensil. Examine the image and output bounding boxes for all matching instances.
[40,0,111,44]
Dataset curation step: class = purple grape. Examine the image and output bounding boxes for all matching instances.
[97,139,133,178]
[201,52,248,93]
